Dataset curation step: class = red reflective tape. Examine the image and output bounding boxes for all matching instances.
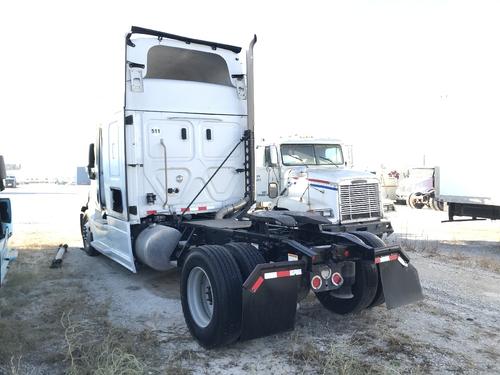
[146,210,157,215]
[250,276,264,293]
[375,253,400,264]
[198,206,207,211]
[181,207,190,213]
[308,178,331,185]
[277,270,290,278]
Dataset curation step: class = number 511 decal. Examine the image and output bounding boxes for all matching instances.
[151,128,161,134]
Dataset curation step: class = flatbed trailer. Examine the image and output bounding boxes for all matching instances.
[81,26,423,348]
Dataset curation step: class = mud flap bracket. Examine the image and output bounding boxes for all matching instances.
[240,260,305,341]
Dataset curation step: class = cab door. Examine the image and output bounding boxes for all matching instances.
[89,117,136,273]
[101,119,128,221]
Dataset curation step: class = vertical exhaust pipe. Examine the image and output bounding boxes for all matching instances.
[246,35,257,204]
[215,36,257,220]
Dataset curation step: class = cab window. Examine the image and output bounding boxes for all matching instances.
[146,46,232,86]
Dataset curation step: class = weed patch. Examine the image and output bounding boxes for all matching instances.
[62,311,150,375]
[289,340,383,374]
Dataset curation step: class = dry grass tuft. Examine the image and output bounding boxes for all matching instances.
[8,357,22,375]
[398,235,500,274]
[287,334,385,375]
[291,345,376,375]
[475,257,500,273]
[61,311,146,375]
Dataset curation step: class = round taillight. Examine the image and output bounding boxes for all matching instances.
[331,272,343,286]
[320,266,332,280]
[343,249,350,257]
[311,275,322,290]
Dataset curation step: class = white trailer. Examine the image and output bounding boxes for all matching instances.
[255,138,393,236]
[436,165,500,221]
[80,26,423,348]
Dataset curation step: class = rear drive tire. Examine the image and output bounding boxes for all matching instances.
[224,242,265,280]
[315,260,378,314]
[427,197,435,209]
[181,245,243,348]
[436,200,446,211]
[81,213,99,256]
[407,193,424,209]
[350,232,386,307]
[432,198,440,211]
[406,194,415,208]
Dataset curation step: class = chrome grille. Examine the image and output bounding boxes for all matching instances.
[340,183,381,222]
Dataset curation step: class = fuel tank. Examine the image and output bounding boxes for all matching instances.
[135,224,181,271]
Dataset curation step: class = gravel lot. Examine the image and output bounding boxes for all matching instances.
[0,185,499,374]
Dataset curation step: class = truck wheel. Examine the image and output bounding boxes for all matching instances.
[427,197,434,209]
[80,213,99,256]
[224,242,265,280]
[436,200,446,211]
[315,260,378,314]
[406,194,415,208]
[349,232,386,308]
[433,199,441,211]
[407,194,424,209]
[181,245,243,348]
[429,197,438,210]
[433,198,441,211]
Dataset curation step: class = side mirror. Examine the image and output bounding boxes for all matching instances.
[268,182,279,199]
[87,143,96,180]
[0,155,6,191]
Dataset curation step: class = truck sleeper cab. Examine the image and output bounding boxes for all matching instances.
[255,139,393,236]
[81,26,423,348]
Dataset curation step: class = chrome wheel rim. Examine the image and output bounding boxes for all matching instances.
[187,267,214,328]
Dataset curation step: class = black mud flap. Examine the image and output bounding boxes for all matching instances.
[240,260,305,341]
[379,257,424,309]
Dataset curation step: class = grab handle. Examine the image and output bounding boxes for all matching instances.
[160,138,168,208]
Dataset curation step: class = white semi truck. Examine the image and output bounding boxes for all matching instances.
[81,26,423,348]
[255,138,393,236]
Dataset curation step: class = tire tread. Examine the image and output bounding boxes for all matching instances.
[181,245,243,348]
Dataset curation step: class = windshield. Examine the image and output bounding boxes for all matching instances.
[281,144,344,166]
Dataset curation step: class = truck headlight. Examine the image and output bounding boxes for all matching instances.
[317,209,333,217]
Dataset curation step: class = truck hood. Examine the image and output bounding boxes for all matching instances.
[302,167,378,185]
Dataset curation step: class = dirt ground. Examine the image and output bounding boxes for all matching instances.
[0,184,499,374]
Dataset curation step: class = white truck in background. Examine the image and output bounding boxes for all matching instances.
[436,165,500,221]
[0,155,16,286]
[255,138,393,237]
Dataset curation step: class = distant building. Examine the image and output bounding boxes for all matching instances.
[76,167,90,185]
